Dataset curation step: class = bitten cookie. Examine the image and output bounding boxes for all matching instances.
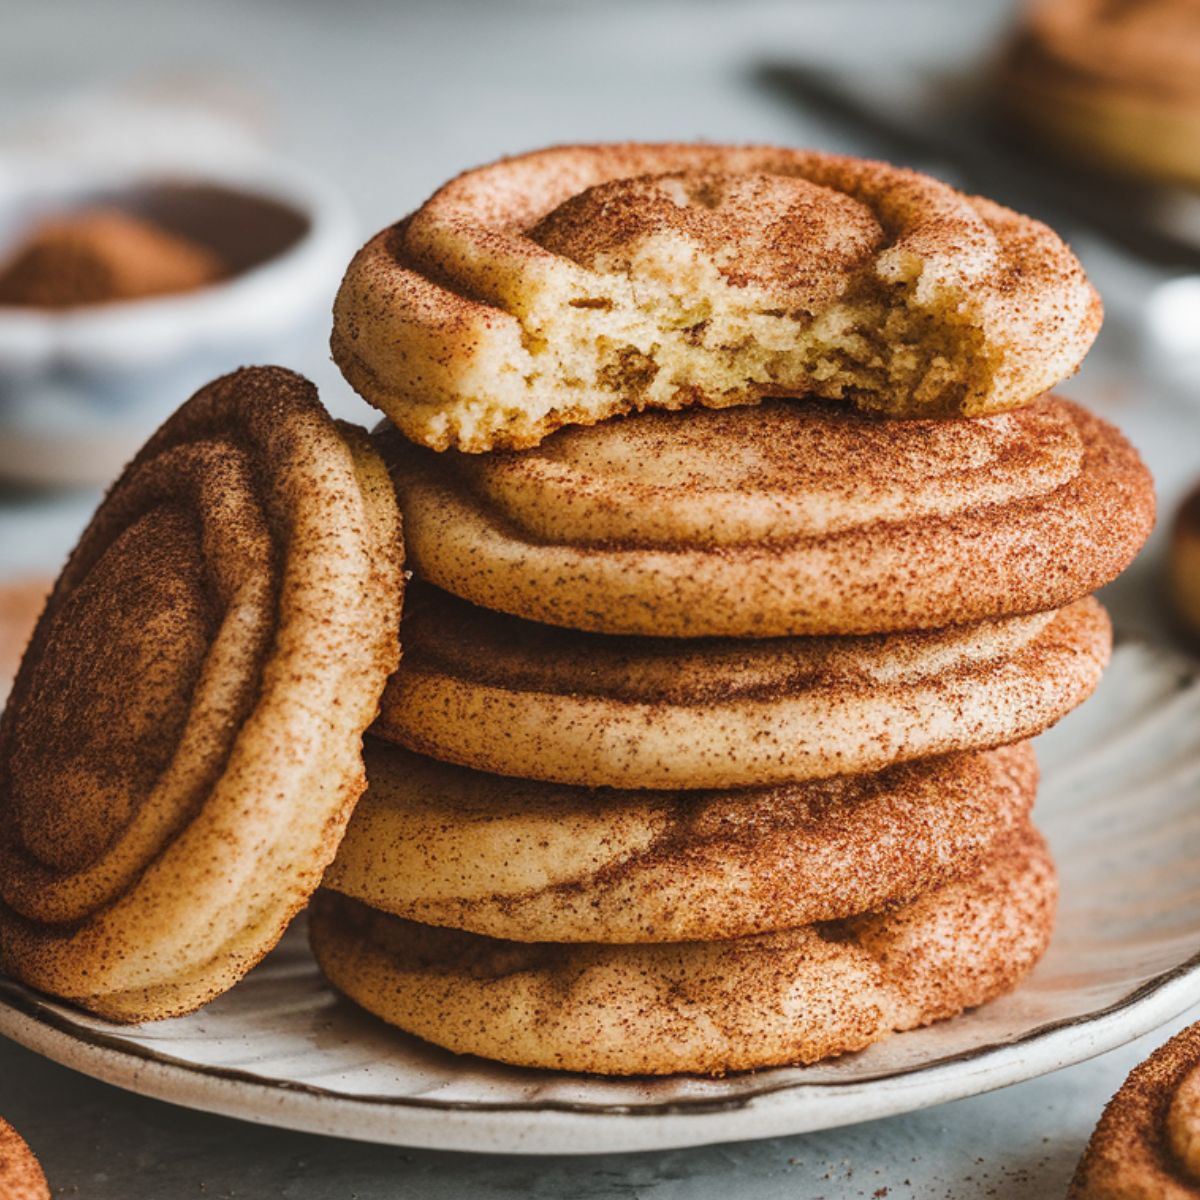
[335,143,1099,451]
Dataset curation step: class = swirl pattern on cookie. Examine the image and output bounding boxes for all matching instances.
[1070,1020,1200,1198]
[1003,0,1200,187]
[0,367,404,1021]
[0,1118,50,1200]
[376,585,1109,789]
[311,826,1056,1075]
[334,143,1100,451]
[325,741,1037,943]
[380,397,1153,638]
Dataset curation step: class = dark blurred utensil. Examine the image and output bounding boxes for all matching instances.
[756,62,1200,271]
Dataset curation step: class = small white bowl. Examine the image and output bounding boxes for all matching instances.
[1145,274,1200,405]
[0,156,355,486]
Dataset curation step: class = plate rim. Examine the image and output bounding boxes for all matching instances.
[3,951,1200,1154]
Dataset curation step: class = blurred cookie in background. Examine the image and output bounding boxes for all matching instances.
[0,1116,50,1200]
[1170,480,1200,645]
[999,0,1200,189]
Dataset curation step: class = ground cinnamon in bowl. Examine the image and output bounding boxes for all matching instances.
[0,207,226,308]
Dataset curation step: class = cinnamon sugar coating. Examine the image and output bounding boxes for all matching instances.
[375,584,1110,789]
[379,396,1153,638]
[1070,1020,1200,1198]
[310,825,1056,1076]
[1001,0,1200,188]
[0,1118,50,1200]
[325,740,1037,943]
[334,143,1100,451]
[0,367,404,1021]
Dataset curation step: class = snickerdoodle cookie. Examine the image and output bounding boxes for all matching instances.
[311,825,1056,1075]
[379,397,1152,638]
[1070,1020,1200,1198]
[1002,0,1200,189]
[375,585,1109,789]
[0,367,403,1021]
[334,143,1099,452]
[325,740,1037,943]
[0,1117,49,1200]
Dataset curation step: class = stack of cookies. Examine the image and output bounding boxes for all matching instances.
[0,144,1155,1080]
[312,144,1155,1074]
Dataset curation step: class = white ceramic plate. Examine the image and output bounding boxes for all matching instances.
[2,636,1199,1155]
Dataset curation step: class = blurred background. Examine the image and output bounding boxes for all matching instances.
[2,0,1199,660]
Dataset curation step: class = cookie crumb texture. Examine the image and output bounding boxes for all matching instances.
[334,144,1100,451]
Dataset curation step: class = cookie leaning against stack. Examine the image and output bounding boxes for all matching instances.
[315,143,1155,1075]
[0,366,404,1021]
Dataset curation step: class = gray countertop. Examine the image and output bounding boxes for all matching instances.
[2,1,1199,1196]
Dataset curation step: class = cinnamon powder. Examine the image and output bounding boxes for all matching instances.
[0,208,226,308]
